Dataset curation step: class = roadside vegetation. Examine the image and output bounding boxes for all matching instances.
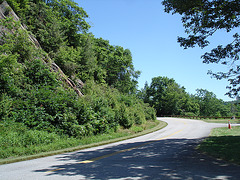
[0,120,166,164]
[0,0,156,163]
[1,0,240,165]
[198,126,240,165]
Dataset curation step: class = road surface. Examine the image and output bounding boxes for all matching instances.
[0,118,240,180]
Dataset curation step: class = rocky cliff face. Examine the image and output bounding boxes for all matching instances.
[0,0,84,96]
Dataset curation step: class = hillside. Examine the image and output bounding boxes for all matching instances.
[0,0,156,159]
[1,0,239,160]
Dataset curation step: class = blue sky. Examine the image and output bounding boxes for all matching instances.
[77,0,234,101]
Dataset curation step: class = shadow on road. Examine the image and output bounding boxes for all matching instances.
[34,138,240,179]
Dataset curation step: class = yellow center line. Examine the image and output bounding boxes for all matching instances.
[46,120,187,172]
[78,143,148,164]
[78,128,184,164]
[156,129,184,140]
[46,168,64,173]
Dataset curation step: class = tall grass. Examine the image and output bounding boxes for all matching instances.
[0,121,80,159]
[0,120,165,164]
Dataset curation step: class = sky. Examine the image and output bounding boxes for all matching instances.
[77,0,235,101]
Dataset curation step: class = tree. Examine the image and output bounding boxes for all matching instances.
[137,81,150,102]
[3,0,30,18]
[181,94,200,116]
[144,76,188,116]
[162,0,240,98]
[46,0,90,47]
[23,1,66,54]
[194,89,227,116]
[94,38,140,94]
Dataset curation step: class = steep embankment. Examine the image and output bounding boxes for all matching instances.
[0,0,83,96]
[0,0,157,161]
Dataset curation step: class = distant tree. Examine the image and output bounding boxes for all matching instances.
[137,81,150,102]
[180,94,200,116]
[194,89,228,116]
[162,0,240,98]
[144,76,188,116]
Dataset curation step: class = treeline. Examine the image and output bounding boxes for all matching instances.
[0,0,238,145]
[138,76,240,117]
[0,0,155,140]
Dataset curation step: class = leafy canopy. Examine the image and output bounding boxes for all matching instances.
[141,76,192,116]
[162,0,240,98]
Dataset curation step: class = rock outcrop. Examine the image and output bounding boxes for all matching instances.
[0,0,84,96]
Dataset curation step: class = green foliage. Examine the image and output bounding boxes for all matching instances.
[0,18,32,62]
[3,1,140,93]
[0,120,80,158]
[43,0,90,48]
[142,76,191,116]
[93,38,140,94]
[81,81,156,129]
[0,0,157,159]
[139,76,234,117]
[0,43,155,136]
[24,59,58,86]
[0,122,59,148]
[0,94,12,120]
[183,112,198,117]
[4,0,30,18]
[194,89,231,117]
[143,103,157,121]
[52,46,82,77]
[162,0,240,97]
[181,95,200,116]
[0,71,156,137]
[52,34,102,83]
[23,1,66,54]
[0,53,20,96]
[0,120,161,160]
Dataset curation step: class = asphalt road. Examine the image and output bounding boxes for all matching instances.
[1,118,240,180]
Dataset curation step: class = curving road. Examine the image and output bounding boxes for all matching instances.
[1,118,240,180]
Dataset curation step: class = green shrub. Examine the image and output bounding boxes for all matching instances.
[184,112,197,117]
[0,121,60,148]
[0,121,79,158]
[70,124,86,137]
[134,109,146,125]
[0,50,156,138]
[0,94,12,120]
[143,104,157,121]
[114,104,134,128]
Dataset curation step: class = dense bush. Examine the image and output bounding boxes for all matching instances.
[0,1,156,152]
[0,55,156,138]
[81,81,156,129]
